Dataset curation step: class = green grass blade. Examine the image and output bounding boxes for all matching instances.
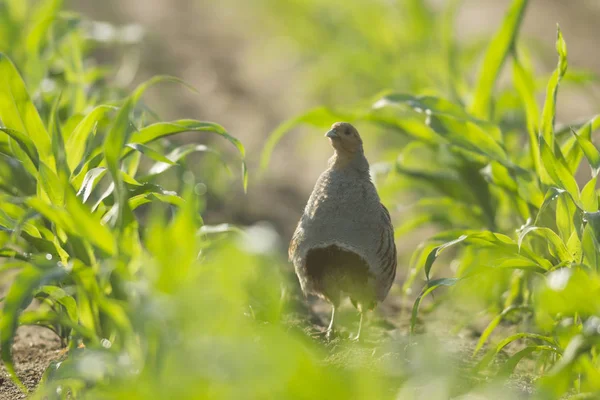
[476,332,557,370]
[469,0,528,119]
[126,143,175,165]
[411,278,459,334]
[473,306,533,356]
[540,26,568,150]
[498,346,560,376]
[424,234,468,281]
[512,50,541,175]
[49,94,69,176]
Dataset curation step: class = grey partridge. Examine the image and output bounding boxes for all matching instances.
[289,122,397,340]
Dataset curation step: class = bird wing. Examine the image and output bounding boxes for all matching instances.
[375,203,397,299]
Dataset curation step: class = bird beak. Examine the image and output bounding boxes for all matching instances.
[325,129,339,139]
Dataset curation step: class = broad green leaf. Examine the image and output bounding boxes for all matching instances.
[64,187,116,255]
[469,0,528,119]
[38,161,64,206]
[127,119,247,190]
[0,53,53,167]
[572,124,600,177]
[556,194,577,242]
[66,105,116,171]
[582,223,600,271]
[0,127,39,173]
[539,26,568,149]
[581,176,598,212]
[540,137,580,202]
[518,226,572,263]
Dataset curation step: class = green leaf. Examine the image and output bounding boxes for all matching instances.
[518,226,573,263]
[498,346,560,376]
[582,223,600,271]
[35,285,78,323]
[127,119,247,190]
[0,265,65,392]
[38,161,65,206]
[469,0,528,119]
[424,234,468,281]
[571,124,600,177]
[66,105,116,172]
[146,144,226,177]
[410,278,459,334]
[76,167,107,203]
[473,305,533,356]
[126,143,175,165]
[0,127,40,173]
[539,136,580,202]
[476,332,557,370]
[581,176,598,212]
[539,26,568,150]
[64,187,116,255]
[512,50,541,175]
[48,92,68,176]
[0,53,53,167]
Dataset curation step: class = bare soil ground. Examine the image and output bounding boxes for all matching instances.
[0,326,63,400]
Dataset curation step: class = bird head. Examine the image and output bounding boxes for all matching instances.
[325,122,363,154]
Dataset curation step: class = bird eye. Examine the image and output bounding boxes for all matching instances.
[344,130,351,135]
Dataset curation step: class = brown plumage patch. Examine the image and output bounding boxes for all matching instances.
[305,245,377,310]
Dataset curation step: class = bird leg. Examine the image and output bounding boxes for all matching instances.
[325,305,336,340]
[351,311,364,342]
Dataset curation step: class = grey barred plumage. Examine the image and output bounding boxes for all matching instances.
[289,122,397,340]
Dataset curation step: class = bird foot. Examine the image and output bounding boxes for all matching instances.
[325,328,336,341]
[349,333,362,343]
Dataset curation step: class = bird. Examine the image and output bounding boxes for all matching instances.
[289,122,397,340]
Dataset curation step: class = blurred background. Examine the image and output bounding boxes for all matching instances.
[68,0,600,244]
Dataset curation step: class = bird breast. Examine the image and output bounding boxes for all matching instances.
[292,168,385,270]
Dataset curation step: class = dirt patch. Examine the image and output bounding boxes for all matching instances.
[0,326,64,400]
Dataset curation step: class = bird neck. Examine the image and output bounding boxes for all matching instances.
[328,148,370,174]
